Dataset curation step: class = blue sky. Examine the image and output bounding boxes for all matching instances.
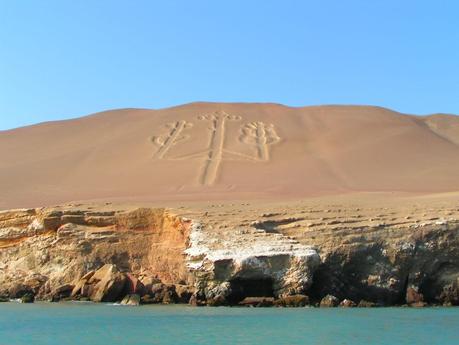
[1,0,458,130]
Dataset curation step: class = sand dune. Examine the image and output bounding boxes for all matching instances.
[1,102,458,209]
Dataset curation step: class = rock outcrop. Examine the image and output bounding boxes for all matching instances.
[85,264,127,302]
[339,299,357,307]
[120,294,140,306]
[320,294,339,307]
[274,294,309,307]
[185,220,320,304]
[0,206,191,301]
[239,297,275,307]
[1,197,459,307]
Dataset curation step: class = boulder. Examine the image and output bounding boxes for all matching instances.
[320,294,339,307]
[71,280,87,297]
[81,270,96,281]
[274,295,309,307]
[239,297,275,307]
[339,299,356,307]
[205,282,232,305]
[140,283,179,304]
[92,274,126,302]
[150,283,178,304]
[406,287,424,305]
[139,276,162,293]
[120,294,140,306]
[50,284,74,302]
[71,271,96,297]
[439,283,459,306]
[206,295,228,306]
[20,293,35,303]
[189,294,198,306]
[358,300,377,308]
[89,265,127,302]
[140,294,155,304]
[410,301,427,307]
[88,264,117,283]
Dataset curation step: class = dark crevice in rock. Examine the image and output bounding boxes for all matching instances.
[308,244,410,306]
[399,274,410,305]
[419,262,459,304]
[227,277,274,304]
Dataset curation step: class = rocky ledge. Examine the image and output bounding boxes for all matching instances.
[1,200,459,307]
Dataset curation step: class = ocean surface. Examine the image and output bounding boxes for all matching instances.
[0,302,458,345]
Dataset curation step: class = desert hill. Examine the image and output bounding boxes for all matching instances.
[1,102,458,209]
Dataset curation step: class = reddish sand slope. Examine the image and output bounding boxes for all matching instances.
[1,102,458,209]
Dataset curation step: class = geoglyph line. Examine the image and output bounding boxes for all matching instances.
[152,120,192,159]
[151,111,280,186]
[198,111,241,186]
[240,122,280,161]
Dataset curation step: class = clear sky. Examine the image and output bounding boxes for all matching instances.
[1,1,458,130]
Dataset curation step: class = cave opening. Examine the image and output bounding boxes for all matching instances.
[228,277,274,303]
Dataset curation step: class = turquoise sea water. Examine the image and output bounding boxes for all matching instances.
[1,303,458,345]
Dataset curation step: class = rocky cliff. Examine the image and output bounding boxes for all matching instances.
[1,196,459,307]
[0,206,191,301]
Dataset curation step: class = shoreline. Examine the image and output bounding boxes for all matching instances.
[2,300,458,309]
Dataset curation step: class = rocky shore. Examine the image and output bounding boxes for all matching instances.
[1,196,459,307]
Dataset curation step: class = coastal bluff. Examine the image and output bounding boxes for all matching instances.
[1,195,459,307]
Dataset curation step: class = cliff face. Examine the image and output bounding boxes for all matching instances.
[292,218,459,306]
[1,197,459,306]
[0,206,191,299]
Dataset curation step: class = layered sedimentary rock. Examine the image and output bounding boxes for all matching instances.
[0,206,191,300]
[1,197,459,306]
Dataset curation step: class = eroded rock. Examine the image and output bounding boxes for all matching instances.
[185,221,320,302]
[320,294,339,307]
[50,284,74,302]
[439,282,459,306]
[0,207,191,301]
[339,299,356,308]
[88,264,127,302]
[175,284,195,303]
[120,294,140,306]
[1,203,459,308]
[239,297,275,307]
[274,294,309,307]
[406,287,424,305]
[358,300,377,308]
[20,293,35,303]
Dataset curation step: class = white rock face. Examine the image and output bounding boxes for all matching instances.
[185,220,320,297]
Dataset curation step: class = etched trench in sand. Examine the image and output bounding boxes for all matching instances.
[151,111,281,185]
